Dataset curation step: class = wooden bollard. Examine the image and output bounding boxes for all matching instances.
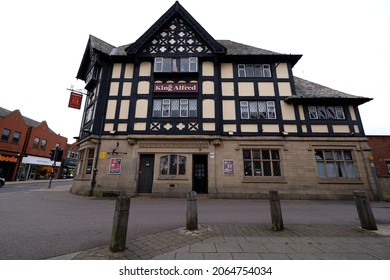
[186,191,198,231]
[269,190,284,231]
[110,196,131,252]
[353,191,377,230]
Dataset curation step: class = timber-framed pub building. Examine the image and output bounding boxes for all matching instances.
[71,1,377,200]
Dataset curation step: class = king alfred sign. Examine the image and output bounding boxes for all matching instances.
[154,83,198,93]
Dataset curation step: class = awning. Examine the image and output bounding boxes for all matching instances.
[21,156,61,167]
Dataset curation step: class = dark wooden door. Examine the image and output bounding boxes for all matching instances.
[193,155,208,193]
[137,154,155,193]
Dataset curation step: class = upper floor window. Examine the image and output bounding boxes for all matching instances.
[154,57,198,73]
[41,139,47,150]
[308,106,345,120]
[315,150,356,178]
[12,131,21,144]
[153,99,197,118]
[33,137,40,148]
[238,64,271,78]
[240,101,276,119]
[1,129,11,142]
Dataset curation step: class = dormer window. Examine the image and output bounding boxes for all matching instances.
[154,57,198,73]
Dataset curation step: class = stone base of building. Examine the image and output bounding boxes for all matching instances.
[70,135,381,201]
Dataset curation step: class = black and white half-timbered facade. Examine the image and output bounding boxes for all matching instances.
[71,1,378,200]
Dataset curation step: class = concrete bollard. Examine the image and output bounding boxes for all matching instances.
[110,196,131,252]
[186,191,198,231]
[353,191,377,230]
[269,190,284,231]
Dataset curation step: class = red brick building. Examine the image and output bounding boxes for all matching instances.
[0,107,67,181]
[367,136,390,200]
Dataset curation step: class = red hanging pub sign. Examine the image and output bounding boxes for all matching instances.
[68,92,83,109]
[153,83,198,93]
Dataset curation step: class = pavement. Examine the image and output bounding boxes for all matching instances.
[50,223,390,260]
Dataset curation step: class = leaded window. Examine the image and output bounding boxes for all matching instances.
[315,150,356,178]
[237,64,272,78]
[243,149,281,177]
[240,101,276,119]
[153,99,197,118]
[160,155,186,175]
[154,57,198,73]
[308,106,345,120]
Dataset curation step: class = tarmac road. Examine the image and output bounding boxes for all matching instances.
[0,180,389,260]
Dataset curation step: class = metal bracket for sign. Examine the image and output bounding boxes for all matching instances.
[66,85,88,96]
[107,142,128,156]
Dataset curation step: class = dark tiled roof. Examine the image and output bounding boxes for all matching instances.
[286,77,372,105]
[217,40,280,55]
[90,37,286,57]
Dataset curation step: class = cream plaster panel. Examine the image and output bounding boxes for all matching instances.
[262,124,279,133]
[278,82,292,96]
[122,82,132,96]
[222,82,235,96]
[333,125,350,133]
[135,100,148,118]
[202,81,214,94]
[241,124,258,133]
[203,123,216,131]
[109,82,119,96]
[124,63,134,78]
[221,63,233,78]
[202,61,214,76]
[301,125,308,133]
[238,82,255,96]
[276,63,289,79]
[117,123,127,132]
[106,100,117,119]
[258,82,275,96]
[139,62,151,76]
[284,124,298,133]
[354,125,360,133]
[104,123,114,132]
[119,100,130,119]
[280,102,296,120]
[222,100,236,120]
[134,122,146,131]
[137,81,150,94]
[298,105,305,120]
[223,124,237,132]
[203,99,215,118]
[311,125,329,133]
[349,106,357,120]
[112,63,122,78]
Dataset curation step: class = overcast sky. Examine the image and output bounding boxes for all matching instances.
[1,0,389,142]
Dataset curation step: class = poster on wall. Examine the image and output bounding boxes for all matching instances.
[109,158,122,174]
[223,159,234,175]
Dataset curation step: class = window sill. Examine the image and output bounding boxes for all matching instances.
[157,175,188,181]
[317,177,364,184]
[242,176,287,184]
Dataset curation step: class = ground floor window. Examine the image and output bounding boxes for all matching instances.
[315,150,356,178]
[160,155,186,175]
[86,148,95,174]
[243,149,281,176]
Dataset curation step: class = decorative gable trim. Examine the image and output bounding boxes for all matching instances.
[125,1,225,55]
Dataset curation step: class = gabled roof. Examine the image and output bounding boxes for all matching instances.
[0,107,58,133]
[285,77,372,105]
[125,1,226,55]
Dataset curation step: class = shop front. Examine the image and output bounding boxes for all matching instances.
[0,153,19,181]
[18,155,61,180]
